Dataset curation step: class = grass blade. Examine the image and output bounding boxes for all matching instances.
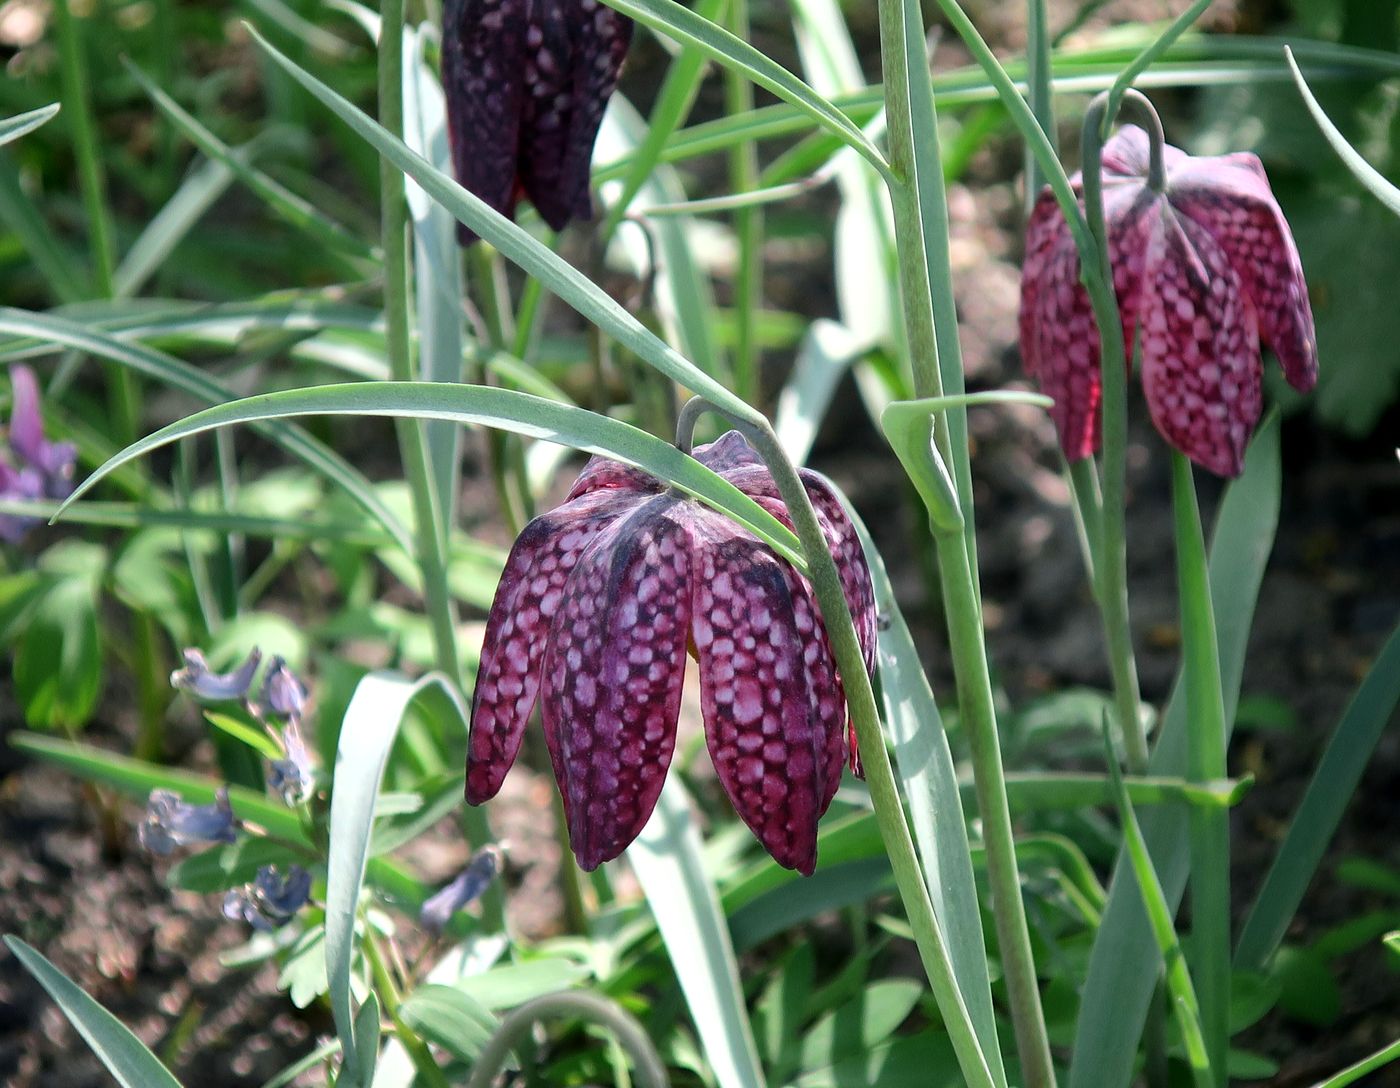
[1068,416,1281,1088]
[246,24,758,427]
[55,381,805,568]
[0,307,412,554]
[0,103,60,146]
[856,514,1006,1085]
[4,938,183,1088]
[1235,620,1400,969]
[628,777,768,1088]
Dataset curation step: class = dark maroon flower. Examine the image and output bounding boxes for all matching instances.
[1020,125,1317,476]
[441,0,632,245]
[466,433,877,876]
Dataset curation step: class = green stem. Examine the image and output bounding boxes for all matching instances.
[1078,91,1161,774]
[877,2,1053,1083]
[465,991,669,1088]
[1025,0,1057,201]
[725,0,763,406]
[1170,451,1231,1079]
[679,397,998,1088]
[364,927,452,1088]
[378,0,459,681]
[53,0,139,443]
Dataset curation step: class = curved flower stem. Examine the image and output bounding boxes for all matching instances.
[875,2,1053,1084]
[677,397,998,1088]
[1077,89,1165,776]
[379,0,502,932]
[465,991,670,1088]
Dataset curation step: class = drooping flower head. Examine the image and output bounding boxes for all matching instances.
[1,365,77,542]
[441,0,633,245]
[1020,125,1317,476]
[223,865,313,931]
[466,433,877,876]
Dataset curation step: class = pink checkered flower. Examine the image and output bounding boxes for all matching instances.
[442,0,632,245]
[466,433,877,876]
[1020,125,1317,476]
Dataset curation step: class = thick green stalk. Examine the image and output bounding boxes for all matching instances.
[675,399,997,1088]
[876,1,1054,1083]
[1170,451,1231,1078]
[1025,0,1057,201]
[378,1,458,679]
[380,1,502,931]
[1078,92,1159,774]
[725,0,763,405]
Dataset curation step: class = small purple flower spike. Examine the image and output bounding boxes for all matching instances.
[441,0,633,245]
[223,865,312,931]
[466,433,877,876]
[139,787,238,855]
[267,719,314,806]
[420,845,503,933]
[1,366,77,542]
[1019,125,1317,477]
[170,647,262,702]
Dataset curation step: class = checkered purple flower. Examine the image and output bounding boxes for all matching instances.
[441,0,632,244]
[1020,126,1317,476]
[466,433,876,876]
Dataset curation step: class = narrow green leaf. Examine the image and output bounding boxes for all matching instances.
[245,25,758,427]
[1285,47,1400,218]
[0,103,60,146]
[4,937,183,1088]
[1235,620,1400,969]
[855,513,1005,1085]
[324,672,469,1082]
[1069,416,1282,1088]
[601,0,888,178]
[124,60,374,260]
[629,777,769,1088]
[54,381,806,568]
[1310,1037,1400,1088]
[0,307,412,554]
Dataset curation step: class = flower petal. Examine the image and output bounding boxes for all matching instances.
[442,0,529,244]
[689,512,823,875]
[467,488,640,804]
[1139,211,1263,477]
[565,455,663,502]
[1100,124,1189,181]
[517,0,632,230]
[1019,218,1101,459]
[540,498,691,870]
[692,430,765,474]
[1169,154,1317,392]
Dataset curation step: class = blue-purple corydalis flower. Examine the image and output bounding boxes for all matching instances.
[139,787,238,855]
[223,865,312,931]
[267,720,313,806]
[420,845,503,933]
[255,656,308,721]
[1,366,77,543]
[170,647,263,702]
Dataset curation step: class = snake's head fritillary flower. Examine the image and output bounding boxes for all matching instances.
[139,787,239,855]
[442,0,633,245]
[1020,125,1317,477]
[466,433,877,876]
